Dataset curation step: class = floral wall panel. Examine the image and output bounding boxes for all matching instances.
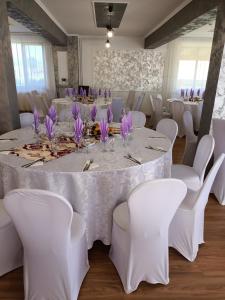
[213,47,225,119]
[93,49,165,91]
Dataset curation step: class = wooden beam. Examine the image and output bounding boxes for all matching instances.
[198,0,225,140]
[0,0,20,134]
[7,0,67,46]
[145,0,219,49]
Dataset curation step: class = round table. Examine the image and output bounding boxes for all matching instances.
[167,99,203,131]
[0,126,172,248]
[52,97,112,121]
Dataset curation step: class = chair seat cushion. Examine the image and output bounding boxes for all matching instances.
[171,165,201,191]
[0,199,12,228]
[113,202,129,231]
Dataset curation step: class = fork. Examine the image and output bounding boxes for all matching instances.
[21,158,45,168]
[125,153,141,165]
[83,159,94,171]
[145,146,166,152]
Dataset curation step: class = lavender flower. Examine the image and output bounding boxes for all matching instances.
[72,103,80,120]
[72,87,77,98]
[48,105,57,124]
[33,108,40,134]
[104,89,107,98]
[80,87,84,97]
[74,117,84,144]
[90,104,97,122]
[99,88,102,96]
[107,105,113,124]
[83,89,87,97]
[108,89,111,98]
[45,115,54,140]
[99,119,109,143]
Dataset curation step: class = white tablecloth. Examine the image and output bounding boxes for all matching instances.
[167,99,203,131]
[0,126,172,248]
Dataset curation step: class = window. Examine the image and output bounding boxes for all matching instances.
[11,35,55,95]
[176,43,211,93]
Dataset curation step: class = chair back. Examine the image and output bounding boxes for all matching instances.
[183,111,196,141]
[152,97,163,124]
[156,118,178,147]
[20,113,34,128]
[194,154,225,211]
[77,102,90,120]
[4,189,73,296]
[96,108,107,121]
[130,111,146,128]
[126,90,135,110]
[132,93,145,111]
[59,108,72,122]
[171,100,185,137]
[128,179,187,239]
[112,97,124,122]
[193,135,215,184]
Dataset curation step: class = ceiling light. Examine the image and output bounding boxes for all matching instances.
[105,39,111,48]
[107,26,114,38]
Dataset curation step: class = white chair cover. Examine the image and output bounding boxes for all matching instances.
[58,108,73,122]
[212,119,225,205]
[126,90,135,110]
[20,113,34,128]
[156,118,178,147]
[112,97,124,123]
[96,108,107,121]
[171,100,185,137]
[172,135,215,191]
[0,199,22,276]
[129,111,146,128]
[132,93,145,111]
[169,154,225,261]
[109,179,187,293]
[182,111,198,166]
[152,97,163,127]
[77,102,90,121]
[4,189,89,300]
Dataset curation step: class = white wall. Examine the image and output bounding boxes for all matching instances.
[79,36,144,86]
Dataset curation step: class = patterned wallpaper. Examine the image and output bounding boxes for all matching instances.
[93,49,165,91]
[213,47,225,119]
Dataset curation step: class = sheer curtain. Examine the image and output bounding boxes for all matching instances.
[163,38,212,99]
[11,34,56,97]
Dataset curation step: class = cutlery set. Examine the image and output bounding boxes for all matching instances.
[83,159,94,171]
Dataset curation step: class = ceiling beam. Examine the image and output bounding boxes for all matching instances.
[144,0,219,49]
[7,0,67,46]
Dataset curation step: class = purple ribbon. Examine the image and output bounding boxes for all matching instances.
[48,105,57,124]
[99,119,109,143]
[33,107,40,134]
[74,117,84,144]
[107,105,113,124]
[72,102,80,120]
[90,104,97,122]
[45,115,54,140]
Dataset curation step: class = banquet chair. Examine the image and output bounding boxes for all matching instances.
[129,111,146,128]
[112,97,124,122]
[126,90,135,111]
[169,154,225,262]
[78,102,90,120]
[20,113,34,128]
[96,108,107,121]
[132,93,145,111]
[0,199,22,276]
[171,134,215,191]
[182,111,198,166]
[156,119,178,148]
[152,97,171,128]
[212,119,225,205]
[171,100,185,137]
[109,179,187,293]
[4,189,89,300]
[59,108,73,122]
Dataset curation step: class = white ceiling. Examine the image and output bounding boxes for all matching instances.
[36,0,192,36]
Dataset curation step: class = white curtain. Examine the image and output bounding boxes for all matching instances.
[163,38,212,99]
[11,34,56,97]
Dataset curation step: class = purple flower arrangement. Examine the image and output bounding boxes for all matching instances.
[74,117,84,145]
[48,105,57,124]
[120,115,129,142]
[107,105,113,124]
[126,111,133,133]
[90,104,97,122]
[45,115,55,141]
[99,119,109,144]
[72,103,80,120]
